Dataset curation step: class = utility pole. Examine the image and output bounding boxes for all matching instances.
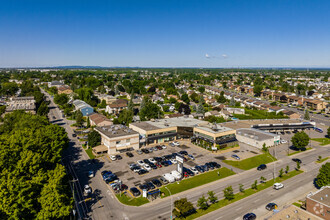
[165,187,173,220]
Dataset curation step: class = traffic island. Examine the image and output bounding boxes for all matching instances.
[223,153,276,170]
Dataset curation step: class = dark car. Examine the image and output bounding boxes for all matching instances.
[151,179,162,187]
[243,213,256,220]
[155,162,162,168]
[72,134,77,137]
[201,165,209,172]
[105,175,118,184]
[265,203,277,211]
[210,162,221,168]
[156,145,163,150]
[101,171,113,180]
[138,169,148,175]
[205,162,214,170]
[146,182,156,190]
[130,187,141,197]
[141,149,149,154]
[179,150,188,155]
[257,164,267,171]
[292,158,302,164]
[138,184,149,191]
[126,152,134,157]
[116,155,122,160]
[143,159,150,164]
[150,164,157,169]
[161,161,169,167]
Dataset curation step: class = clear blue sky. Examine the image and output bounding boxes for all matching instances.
[1,0,329,68]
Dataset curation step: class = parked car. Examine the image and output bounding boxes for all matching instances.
[172,141,180,146]
[148,158,156,164]
[137,160,145,166]
[138,169,148,175]
[231,154,240,160]
[84,185,92,194]
[273,183,284,190]
[152,146,158,151]
[116,155,122,160]
[151,179,162,187]
[126,152,134,157]
[201,165,209,172]
[170,158,178,164]
[257,164,267,171]
[159,176,169,185]
[190,167,199,174]
[155,162,162,168]
[148,148,153,153]
[72,133,77,137]
[188,154,195,160]
[280,139,287,144]
[88,170,94,178]
[209,162,221,168]
[156,145,163,150]
[195,165,204,173]
[105,174,118,184]
[130,187,141,197]
[292,158,302,164]
[265,203,277,211]
[179,150,188,155]
[101,170,113,180]
[243,213,256,220]
[133,167,142,173]
[146,182,156,190]
[110,155,117,161]
[143,164,152,171]
[161,145,167,149]
[138,184,149,191]
[141,149,149,154]
[136,149,143,155]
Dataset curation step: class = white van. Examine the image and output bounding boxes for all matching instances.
[163,173,175,183]
[170,170,182,180]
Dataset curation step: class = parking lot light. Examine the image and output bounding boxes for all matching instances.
[165,187,173,220]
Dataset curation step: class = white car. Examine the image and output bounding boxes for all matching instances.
[162,145,167,149]
[280,140,287,144]
[148,158,156,164]
[273,183,284,190]
[143,164,152,171]
[173,141,180,146]
[84,185,92,194]
[110,155,117,161]
[137,160,145,166]
[190,167,199,174]
[170,158,178,164]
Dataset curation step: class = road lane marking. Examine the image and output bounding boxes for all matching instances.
[236,207,242,210]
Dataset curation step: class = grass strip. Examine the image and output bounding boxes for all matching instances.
[312,138,330,146]
[116,194,149,206]
[223,153,276,170]
[288,147,312,156]
[316,157,329,163]
[160,167,235,197]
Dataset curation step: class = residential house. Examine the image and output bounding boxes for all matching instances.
[282,110,301,119]
[268,106,285,114]
[57,85,73,95]
[205,110,221,117]
[304,99,327,111]
[89,113,113,127]
[105,99,128,114]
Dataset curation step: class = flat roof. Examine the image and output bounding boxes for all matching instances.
[236,128,279,141]
[196,124,233,134]
[131,117,205,130]
[268,204,322,220]
[308,186,330,207]
[95,125,139,138]
[223,119,304,130]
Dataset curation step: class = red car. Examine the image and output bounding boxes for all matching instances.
[183,172,189,178]
[156,162,162,168]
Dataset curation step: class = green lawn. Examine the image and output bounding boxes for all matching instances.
[160,167,235,197]
[85,147,95,159]
[116,194,149,206]
[312,138,330,146]
[288,147,312,156]
[316,157,329,163]
[223,153,276,170]
[181,170,303,219]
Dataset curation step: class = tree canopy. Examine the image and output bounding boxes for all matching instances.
[315,162,330,188]
[0,111,72,219]
[291,131,310,150]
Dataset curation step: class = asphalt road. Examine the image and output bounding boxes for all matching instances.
[43,89,329,220]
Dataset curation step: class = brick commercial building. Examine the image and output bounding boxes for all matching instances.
[306,186,330,219]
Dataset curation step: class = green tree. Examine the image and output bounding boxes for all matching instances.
[54,94,69,106]
[285,165,289,174]
[229,97,235,106]
[296,161,301,170]
[197,195,208,210]
[327,127,330,137]
[49,86,58,95]
[315,162,330,188]
[88,130,101,147]
[223,186,234,200]
[181,94,190,104]
[207,191,218,204]
[279,168,284,177]
[262,143,268,152]
[98,99,107,108]
[239,184,245,193]
[190,92,199,103]
[87,117,90,128]
[251,180,258,190]
[198,86,205,94]
[291,131,310,150]
[253,85,263,97]
[304,109,310,120]
[139,97,162,121]
[37,101,49,116]
[196,96,205,115]
[260,176,266,183]
[128,94,134,111]
[1,82,19,96]
[118,109,133,125]
[75,110,84,127]
[172,198,195,218]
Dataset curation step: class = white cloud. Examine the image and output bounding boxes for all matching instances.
[205,53,210,58]
[222,54,228,59]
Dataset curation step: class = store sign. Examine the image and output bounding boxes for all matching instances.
[176,155,184,163]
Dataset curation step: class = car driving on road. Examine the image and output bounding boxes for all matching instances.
[257,164,267,171]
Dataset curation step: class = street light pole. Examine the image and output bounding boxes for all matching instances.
[267,155,276,184]
[165,187,173,220]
